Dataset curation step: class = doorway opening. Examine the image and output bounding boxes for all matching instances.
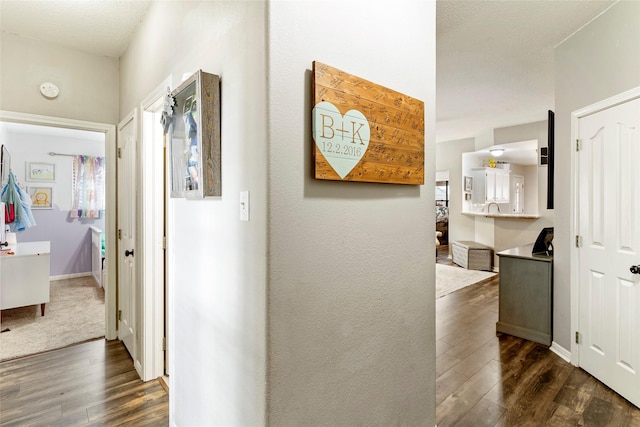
[0,112,117,361]
[435,170,450,257]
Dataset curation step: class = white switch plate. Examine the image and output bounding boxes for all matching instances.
[240,191,249,221]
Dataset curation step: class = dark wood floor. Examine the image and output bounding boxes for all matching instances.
[2,250,638,426]
[436,245,640,426]
[0,339,168,426]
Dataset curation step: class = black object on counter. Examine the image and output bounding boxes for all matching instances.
[532,227,554,256]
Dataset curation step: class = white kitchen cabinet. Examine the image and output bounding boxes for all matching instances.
[471,167,510,204]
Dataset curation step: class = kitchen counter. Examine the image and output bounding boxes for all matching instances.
[498,243,552,260]
[462,212,540,219]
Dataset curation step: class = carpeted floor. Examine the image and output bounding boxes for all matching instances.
[436,263,496,299]
[0,276,105,361]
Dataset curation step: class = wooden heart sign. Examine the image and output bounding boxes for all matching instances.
[312,61,425,185]
[312,101,370,179]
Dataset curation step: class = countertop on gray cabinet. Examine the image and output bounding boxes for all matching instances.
[496,243,552,346]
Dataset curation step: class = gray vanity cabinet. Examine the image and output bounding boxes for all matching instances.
[496,244,552,346]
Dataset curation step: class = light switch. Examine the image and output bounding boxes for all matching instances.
[240,191,249,221]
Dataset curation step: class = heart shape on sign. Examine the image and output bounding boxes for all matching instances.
[312,101,370,179]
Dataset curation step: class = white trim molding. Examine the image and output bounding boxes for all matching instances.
[139,75,173,382]
[50,272,92,281]
[550,341,572,364]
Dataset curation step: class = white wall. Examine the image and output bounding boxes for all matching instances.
[267,1,436,425]
[0,33,119,125]
[554,0,640,350]
[120,2,267,425]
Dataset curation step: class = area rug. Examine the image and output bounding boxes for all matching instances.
[436,263,496,299]
[0,276,105,361]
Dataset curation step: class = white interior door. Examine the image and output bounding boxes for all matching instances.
[511,175,524,213]
[117,111,137,358]
[578,95,640,407]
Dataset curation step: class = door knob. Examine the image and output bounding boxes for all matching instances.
[631,265,640,275]
[125,249,134,257]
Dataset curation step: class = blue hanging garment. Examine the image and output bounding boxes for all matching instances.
[0,171,36,232]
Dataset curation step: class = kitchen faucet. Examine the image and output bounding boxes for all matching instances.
[487,202,501,213]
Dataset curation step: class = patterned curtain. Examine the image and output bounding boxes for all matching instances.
[70,155,105,219]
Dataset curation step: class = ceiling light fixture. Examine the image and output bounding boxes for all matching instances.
[490,148,505,157]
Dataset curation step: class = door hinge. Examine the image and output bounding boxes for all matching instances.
[162,236,166,250]
[118,229,122,240]
[575,235,581,248]
[576,139,582,152]
[575,331,580,344]
[118,310,122,321]
[117,147,122,158]
[162,337,167,351]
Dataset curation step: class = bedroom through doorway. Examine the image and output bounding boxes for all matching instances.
[0,120,109,361]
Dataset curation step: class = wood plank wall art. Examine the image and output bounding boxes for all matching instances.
[312,61,425,185]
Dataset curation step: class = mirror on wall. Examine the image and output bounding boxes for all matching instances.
[461,140,540,216]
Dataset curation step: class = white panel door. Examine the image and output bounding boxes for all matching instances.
[117,111,137,358]
[578,96,640,407]
[511,175,524,214]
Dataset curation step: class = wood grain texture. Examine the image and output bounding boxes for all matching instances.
[435,250,640,426]
[199,71,221,197]
[0,339,168,426]
[312,61,424,185]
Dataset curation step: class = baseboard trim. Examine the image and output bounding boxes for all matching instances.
[50,272,92,281]
[550,341,571,363]
[159,376,169,393]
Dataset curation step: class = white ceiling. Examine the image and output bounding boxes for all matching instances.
[437,0,615,142]
[0,0,617,142]
[0,0,151,58]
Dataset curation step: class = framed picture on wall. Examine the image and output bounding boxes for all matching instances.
[27,187,53,209]
[26,162,56,182]
[169,69,221,198]
[464,176,473,192]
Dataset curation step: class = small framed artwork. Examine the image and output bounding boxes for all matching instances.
[465,193,472,201]
[27,187,53,209]
[464,176,473,192]
[27,162,56,182]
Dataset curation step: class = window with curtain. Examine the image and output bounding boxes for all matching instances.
[70,155,105,219]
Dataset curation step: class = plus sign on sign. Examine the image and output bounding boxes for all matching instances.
[312,61,425,185]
